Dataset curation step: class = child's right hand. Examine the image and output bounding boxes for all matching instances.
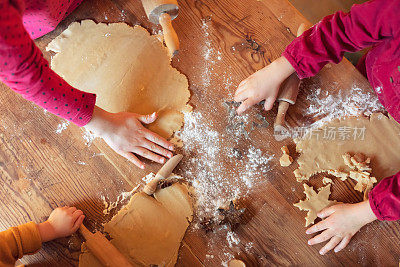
[234,56,295,115]
[37,206,85,243]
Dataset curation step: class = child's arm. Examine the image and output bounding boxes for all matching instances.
[235,0,400,114]
[0,222,42,266]
[283,0,399,79]
[0,3,96,127]
[0,206,84,266]
[0,4,173,168]
[369,172,400,221]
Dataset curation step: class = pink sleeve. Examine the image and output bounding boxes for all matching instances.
[283,0,399,79]
[0,2,96,127]
[369,172,400,221]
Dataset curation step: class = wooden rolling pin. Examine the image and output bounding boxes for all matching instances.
[274,23,309,140]
[79,224,133,267]
[143,154,183,195]
[141,0,180,56]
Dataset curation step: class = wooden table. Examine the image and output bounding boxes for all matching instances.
[1,0,399,266]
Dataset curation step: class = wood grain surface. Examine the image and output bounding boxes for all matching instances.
[1,0,399,266]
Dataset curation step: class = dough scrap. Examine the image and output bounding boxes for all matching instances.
[46,20,190,138]
[349,170,377,193]
[322,177,333,185]
[327,170,348,181]
[279,145,293,167]
[294,113,400,181]
[79,183,193,267]
[363,181,374,200]
[294,184,336,227]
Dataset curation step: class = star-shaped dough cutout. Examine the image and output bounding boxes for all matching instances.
[294,184,337,227]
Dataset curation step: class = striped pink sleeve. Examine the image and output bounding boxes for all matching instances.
[0,1,96,126]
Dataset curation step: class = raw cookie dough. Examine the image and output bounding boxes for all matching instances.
[327,170,348,181]
[294,184,336,227]
[294,113,400,181]
[349,170,377,193]
[279,145,293,167]
[363,182,374,200]
[343,153,372,172]
[79,183,193,267]
[329,153,377,193]
[46,20,190,138]
[322,177,333,185]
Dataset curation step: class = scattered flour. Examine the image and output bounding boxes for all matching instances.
[175,111,274,221]
[226,231,240,248]
[55,121,70,134]
[54,120,99,147]
[142,173,155,184]
[245,242,254,253]
[81,128,97,146]
[119,9,126,21]
[101,184,140,215]
[141,172,182,184]
[197,18,231,90]
[303,84,384,130]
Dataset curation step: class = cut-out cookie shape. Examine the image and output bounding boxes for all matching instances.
[294,184,336,227]
[279,145,293,167]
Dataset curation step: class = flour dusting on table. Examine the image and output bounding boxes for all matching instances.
[81,128,97,146]
[175,111,274,221]
[304,84,384,129]
[101,184,139,215]
[55,121,70,133]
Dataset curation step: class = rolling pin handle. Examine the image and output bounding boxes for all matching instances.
[79,224,92,239]
[143,177,163,195]
[275,101,290,127]
[143,154,183,195]
[159,13,179,56]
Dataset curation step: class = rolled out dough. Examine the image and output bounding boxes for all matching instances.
[294,113,400,181]
[79,183,193,267]
[46,20,190,138]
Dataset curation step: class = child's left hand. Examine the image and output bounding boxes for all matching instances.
[306,201,377,255]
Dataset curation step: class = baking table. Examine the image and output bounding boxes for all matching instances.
[1,0,399,266]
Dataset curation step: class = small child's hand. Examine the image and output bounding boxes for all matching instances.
[234,56,295,115]
[306,201,377,255]
[85,107,174,169]
[38,206,85,242]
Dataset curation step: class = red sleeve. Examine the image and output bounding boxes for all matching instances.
[0,1,96,127]
[369,172,400,221]
[283,0,399,79]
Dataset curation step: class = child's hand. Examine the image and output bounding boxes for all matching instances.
[234,56,295,115]
[85,106,174,169]
[306,201,377,255]
[38,206,85,242]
